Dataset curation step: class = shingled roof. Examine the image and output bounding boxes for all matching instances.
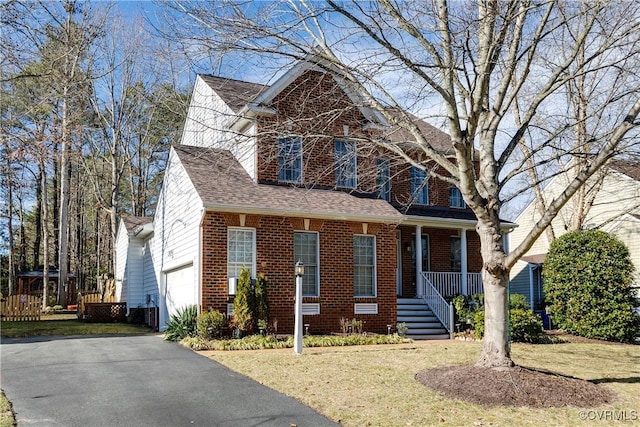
[121,216,153,233]
[199,75,267,113]
[609,158,640,181]
[173,145,403,223]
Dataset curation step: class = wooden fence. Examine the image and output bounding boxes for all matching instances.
[0,294,42,321]
[77,292,125,322]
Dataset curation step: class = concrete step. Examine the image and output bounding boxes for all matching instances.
[407,333,451,340]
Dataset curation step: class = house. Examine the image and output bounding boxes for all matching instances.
[509,159,640,309]
[115,59,514,338]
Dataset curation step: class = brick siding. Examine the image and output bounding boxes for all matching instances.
[201,211,397,334]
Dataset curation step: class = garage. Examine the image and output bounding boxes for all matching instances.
[163,263,197,325]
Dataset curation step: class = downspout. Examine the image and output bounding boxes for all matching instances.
[528,263,534,309]
[198,208,205,313]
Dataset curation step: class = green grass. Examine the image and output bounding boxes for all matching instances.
[0,319,151,338]
[202,340,640,427]
[0,390,14,427]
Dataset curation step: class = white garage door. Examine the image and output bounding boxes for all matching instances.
[165,264,196,319]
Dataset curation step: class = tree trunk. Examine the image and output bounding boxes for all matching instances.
[57,95,69,306]
[6,153,15,295]
[475,220,514,368]
[41,160,49,311]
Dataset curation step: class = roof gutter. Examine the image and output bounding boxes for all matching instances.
[401,214,517,232]
[203,203,403,224]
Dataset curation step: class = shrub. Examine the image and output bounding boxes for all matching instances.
[164,305,198,341]
[473,294,545,343]
[543,229,639,342]
[232,268,271,335]
[232,267,254,333]
[197,309,227,340]
[254,273,269,326]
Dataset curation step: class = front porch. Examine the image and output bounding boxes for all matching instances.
[396,222,487,339]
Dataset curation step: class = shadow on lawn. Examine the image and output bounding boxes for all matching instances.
[591,377,640,384]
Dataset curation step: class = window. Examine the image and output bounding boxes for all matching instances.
[294,232,319,296]
[278,136,302,183]
[354,235,376,297]
[227,228,255,279]
[410,167,429,205]
[451,236,462,272]
[376,158,391,201]
[335,140,356,188]
[450,186,466,208]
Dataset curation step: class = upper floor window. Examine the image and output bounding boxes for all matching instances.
[354,235,376,297]
[450,186,466,208]
[294,232,319,297]
[335,140,356,189]
[376,158,391,201]
[410,167,429,205]
[278,136,302,183]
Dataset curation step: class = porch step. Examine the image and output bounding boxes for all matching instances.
[397,298,449,340]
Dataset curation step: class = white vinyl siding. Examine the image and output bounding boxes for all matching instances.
[354,235,376,297]
[227,228,256,279]
[294,232,319,296]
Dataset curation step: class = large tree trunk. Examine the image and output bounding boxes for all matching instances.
[475,220,514,368]
[41,159,49,311]
[57,95,69,306]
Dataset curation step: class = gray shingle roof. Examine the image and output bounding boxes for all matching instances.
[121,216,153,233]
[199,75,267,113]
[609,159,640,181]
[173,145,403,223]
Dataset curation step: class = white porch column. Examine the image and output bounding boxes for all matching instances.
[416,225,423,297]
[461,228,468,295]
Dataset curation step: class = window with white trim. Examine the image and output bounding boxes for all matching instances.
[376,158,391,201]
[227,228,255,279]
[294,232,319,297]
[450,186,466,208]
[335,140,356,188]
[278,136,302,183]
[410,166,429,205]
[353,235,376,297]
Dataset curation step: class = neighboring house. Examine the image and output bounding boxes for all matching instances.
[116,59,514,338]
[509,159,640,309]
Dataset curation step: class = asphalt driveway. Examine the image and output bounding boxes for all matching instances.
[0,334,337,426]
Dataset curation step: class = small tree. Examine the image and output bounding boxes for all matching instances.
[232,267,254,333]
[543,230,639,342]
[254,273,269,325]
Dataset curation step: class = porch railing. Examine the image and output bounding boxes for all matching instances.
[423,271,484,297]
[420,273,454,337]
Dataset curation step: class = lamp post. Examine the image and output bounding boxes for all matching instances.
[294,260,304,354]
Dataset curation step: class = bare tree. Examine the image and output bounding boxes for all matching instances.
[164,0,640,367]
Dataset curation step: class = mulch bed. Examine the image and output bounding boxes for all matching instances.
[416,365,615,408]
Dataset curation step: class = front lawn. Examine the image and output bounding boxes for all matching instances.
[0,318,151,338]
[201,340,640,426]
